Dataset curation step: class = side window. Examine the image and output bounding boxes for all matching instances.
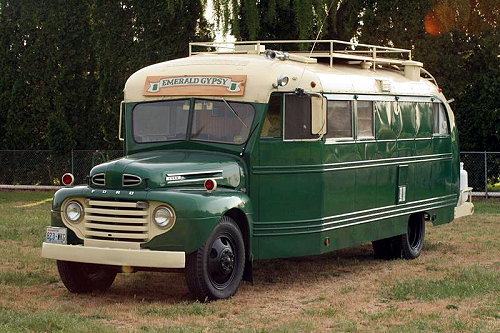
[357,101,374,138]
[327,100,352,138]
[416,102,433,138]
[284,94,316,140]
[433,103,449,135]
[261,94,281,138]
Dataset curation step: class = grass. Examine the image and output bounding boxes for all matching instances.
[0,307,115,333]
[385,265,500,301]
[0,190,500,332]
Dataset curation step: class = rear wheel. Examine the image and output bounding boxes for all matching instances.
[372,213,425,260]
[57,260,117,293]
[185,216,245,301]
[401,213,425,259]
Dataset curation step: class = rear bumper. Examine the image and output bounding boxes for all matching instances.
[454,187,474,220]
[41,242,185,269]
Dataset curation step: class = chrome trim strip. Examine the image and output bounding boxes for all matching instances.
[166,170,223,177]
[168,176,224,184]
[252,153,452,174]
[255,194,456,226]
[254,197,456,237]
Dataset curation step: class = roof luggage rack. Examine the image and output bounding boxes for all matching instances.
[189,40,434,84]
[189,40,412,67]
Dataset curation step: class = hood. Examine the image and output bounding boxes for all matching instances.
[89,150,244,190]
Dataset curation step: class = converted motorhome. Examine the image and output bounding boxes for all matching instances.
[42,40,473,301]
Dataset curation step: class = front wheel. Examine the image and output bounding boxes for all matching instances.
[185,216,245,301]
[57,261,117,293]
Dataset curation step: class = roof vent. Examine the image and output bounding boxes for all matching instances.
[360,61,372,70]
[402,60,423,81]
[378,79,392,92]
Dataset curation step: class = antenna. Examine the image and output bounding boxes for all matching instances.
[296,0,337,92]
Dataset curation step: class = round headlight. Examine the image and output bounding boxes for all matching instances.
[65,201,83,223]
[153,206,175,229]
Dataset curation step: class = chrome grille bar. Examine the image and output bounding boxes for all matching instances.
[84,200,149,242]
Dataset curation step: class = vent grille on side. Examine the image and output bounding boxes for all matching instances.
[91,173,105,186]
[84,200,149,242]
[123,174,142,187]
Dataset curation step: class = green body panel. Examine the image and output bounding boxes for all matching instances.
[251,96,459,260]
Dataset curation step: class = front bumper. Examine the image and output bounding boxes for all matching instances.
[42,242,185,269]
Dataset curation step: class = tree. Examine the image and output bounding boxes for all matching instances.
[360,0,500,151]
[212,0,365,45]
[0,0,212,150]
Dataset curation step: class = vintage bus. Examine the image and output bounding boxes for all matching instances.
[42,40,474,301]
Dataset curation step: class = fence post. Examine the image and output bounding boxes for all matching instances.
[71,150,74,176]
[484,151,488,199]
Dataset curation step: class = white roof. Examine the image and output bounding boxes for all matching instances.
[124,53,442,103]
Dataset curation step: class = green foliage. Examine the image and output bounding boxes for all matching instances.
[214,0,365,43]
[0,0,212,150]
[360,0,500,151]
[47,114,75,152]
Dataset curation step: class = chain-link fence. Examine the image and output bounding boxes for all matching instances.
[460,152,500,198]
[0,150,123,187]
[0,150,498,197]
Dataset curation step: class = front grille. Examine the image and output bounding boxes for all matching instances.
[84,200,149,242]
[123,174,142,187]
[92,173,105,186]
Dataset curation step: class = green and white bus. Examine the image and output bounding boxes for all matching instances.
[42,40,473,301]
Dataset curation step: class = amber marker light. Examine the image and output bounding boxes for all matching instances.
[204,178,217,193]
[311,81,316,88]
[62,173,74,186]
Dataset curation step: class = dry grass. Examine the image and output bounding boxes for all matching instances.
[0,191,499,332]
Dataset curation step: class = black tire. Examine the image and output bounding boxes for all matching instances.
[185,216,245,301]
[57,260,117,293]
[400,213,425,259]
[372,214,425,260]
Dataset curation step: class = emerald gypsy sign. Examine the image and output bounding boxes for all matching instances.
[143,75,246,96]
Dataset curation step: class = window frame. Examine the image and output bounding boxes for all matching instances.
[432,102,450,137]
[355,100,375,140]
[282,93,319,142]
[325,100,354,141]
[260,93,282,139]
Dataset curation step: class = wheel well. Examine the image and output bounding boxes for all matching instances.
[225,208,250,259]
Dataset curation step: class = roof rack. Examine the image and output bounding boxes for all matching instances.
[189,40,412,68]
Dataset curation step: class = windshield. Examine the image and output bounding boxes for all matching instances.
[132,99,255,145]
[191,99,255,144]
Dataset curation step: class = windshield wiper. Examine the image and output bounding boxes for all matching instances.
[222,98,248,128]
[240,122,259,157]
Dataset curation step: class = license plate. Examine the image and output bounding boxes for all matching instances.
[45,227,67,244]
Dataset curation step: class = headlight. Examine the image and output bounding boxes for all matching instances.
[65,201,83,223]
[153,206,175,229]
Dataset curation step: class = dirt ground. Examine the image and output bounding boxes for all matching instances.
[1,196,499,332]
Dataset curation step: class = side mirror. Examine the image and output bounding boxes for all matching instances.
[311,96,327,135]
